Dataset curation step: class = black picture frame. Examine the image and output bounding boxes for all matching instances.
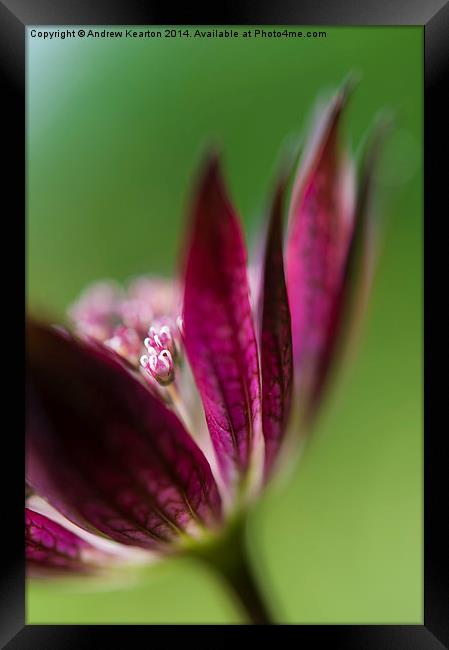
[2,0,447,646]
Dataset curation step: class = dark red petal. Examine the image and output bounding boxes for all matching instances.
[259,175,293,476]
[26,322,222,550]
[182,156,263,490]
[286,85,356,423]
[26,508,95,576]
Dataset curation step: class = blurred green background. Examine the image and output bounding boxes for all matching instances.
[27,26,423,623]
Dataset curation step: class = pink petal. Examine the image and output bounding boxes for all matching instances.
[259,175,293,476]
[182,156,263,490]
[27,321,222,551]
[286,84,356,424]
[26,508,94,575]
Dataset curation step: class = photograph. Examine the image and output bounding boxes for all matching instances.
[24,24,424,626]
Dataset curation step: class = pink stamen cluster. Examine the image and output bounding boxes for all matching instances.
[69,278,186,385]
[145,324,176,357]
[140,323,176,385]
[69,278,181,369]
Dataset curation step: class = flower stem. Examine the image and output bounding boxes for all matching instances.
[215,540,273,624]
[190,519,274,624]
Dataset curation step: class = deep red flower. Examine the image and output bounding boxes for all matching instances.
[26,83,385,615]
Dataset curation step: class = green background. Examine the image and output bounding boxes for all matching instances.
[27,26,423,623]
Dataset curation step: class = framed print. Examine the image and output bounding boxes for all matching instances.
[1,0,447,645]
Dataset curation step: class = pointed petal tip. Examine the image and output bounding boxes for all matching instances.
[314,74,358,132]
[196,148,225,187]
[338,72,361,105]
[204,148,222,170]
[286,82,358,426]
[189,151,229,220]
[317,74,359,140]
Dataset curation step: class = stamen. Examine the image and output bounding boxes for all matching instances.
[145,322,177,357]
[140,349,175,386]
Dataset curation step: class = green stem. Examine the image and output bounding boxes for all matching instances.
[189,519,274,625]
[215,540,273,624]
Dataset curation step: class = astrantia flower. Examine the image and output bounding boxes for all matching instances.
[26,82,386,623]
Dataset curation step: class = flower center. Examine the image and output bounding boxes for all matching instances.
[145,324,176,358]
[140,322,177,385]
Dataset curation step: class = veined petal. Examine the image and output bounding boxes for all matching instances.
[26,508,97,576]
[259,175,293,476]
[286,83,356,424]
[26,321,222,550]
[182,156,263,492]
